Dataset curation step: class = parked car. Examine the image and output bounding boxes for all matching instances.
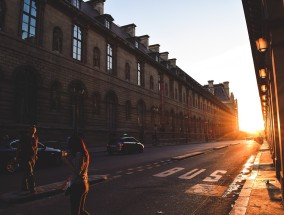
[0,139,64,173]
[107,136,144,155]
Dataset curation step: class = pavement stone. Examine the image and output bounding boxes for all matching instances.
[230,141,284,215]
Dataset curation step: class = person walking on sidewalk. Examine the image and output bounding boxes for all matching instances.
[63,133,90,215]
[16,125,38,193]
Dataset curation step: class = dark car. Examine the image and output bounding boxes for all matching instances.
[107,136,144,155]
[0,139,63,173]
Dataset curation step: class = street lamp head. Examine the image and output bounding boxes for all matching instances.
[261,84,267,93]
[256,37,268,52]
[259,68,267,78]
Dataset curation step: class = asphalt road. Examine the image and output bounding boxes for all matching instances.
[0,140,260,215]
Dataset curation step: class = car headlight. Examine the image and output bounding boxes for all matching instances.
[61,150,68,157]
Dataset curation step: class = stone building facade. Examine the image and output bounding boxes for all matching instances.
[0,0,238,145]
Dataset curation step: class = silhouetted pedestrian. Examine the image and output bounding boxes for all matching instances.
[16,125,38,193]
[63,133,90,215]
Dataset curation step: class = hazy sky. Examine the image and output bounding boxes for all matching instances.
[85,0,264,132]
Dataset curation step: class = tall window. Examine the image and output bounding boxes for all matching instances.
[137,61,144,86]
[73,25,82,61]
[0,0,5,31]
[52,27,63,53]
[93,47,100,68]
[21,0,38,44]
[105,20,110,29]
[107,43,113,74]
[125,63,130,81]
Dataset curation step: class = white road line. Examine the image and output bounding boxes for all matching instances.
[179,169,206,180]
[154,167,185,177]
[203,170,227,182]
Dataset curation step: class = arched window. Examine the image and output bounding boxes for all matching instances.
[93,47,100,68]
[0,0,6,31]
[92,92,101,115]
[50,81,61,111]
[125,63,130,81]
[150,75,154,90]
[52,27,63,53]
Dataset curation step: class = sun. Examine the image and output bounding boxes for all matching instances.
[239,115,264,134]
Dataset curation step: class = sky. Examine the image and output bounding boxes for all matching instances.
[85,0,264,133]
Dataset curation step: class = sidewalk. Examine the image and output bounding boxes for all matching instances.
[230,142,284,214]
[0,175,107,205]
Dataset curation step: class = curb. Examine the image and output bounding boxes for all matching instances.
[0,175,107,204]
[213,145,229,150]
[171,151,205,160]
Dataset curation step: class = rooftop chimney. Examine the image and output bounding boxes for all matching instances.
[160,52,169,61]
[121,24,136,37]
[168,58,177,68]
[138,35,149,49]
[208,80,214,95]
[149,44,160,53]
[223,81,229,97]
[87,0,105,15]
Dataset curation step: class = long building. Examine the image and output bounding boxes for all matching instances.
[0,0,238,145]
[242,0,284,200]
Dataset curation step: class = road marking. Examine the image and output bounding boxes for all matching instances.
[179,169,206,180]
[154,167,185,177]
[203,170,227,182]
